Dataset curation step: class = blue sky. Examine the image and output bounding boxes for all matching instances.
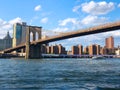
[0,0,120,50]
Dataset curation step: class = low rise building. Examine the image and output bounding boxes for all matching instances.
[0,31,12,50]
[71,44,83,55]
[88,44,101,55]
[47,44,66,54]
[115,46,120,55]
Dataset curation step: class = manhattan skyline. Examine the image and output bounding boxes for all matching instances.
[0,0,120,50]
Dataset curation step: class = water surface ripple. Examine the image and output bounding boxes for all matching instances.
[0,58,120,90]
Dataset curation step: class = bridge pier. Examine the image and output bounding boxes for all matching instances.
[25,44,42,59]
[25,27,30,59]
[29,44,42,59]
[25,26,42,59]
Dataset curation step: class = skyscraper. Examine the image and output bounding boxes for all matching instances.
[105,36,115,55]
[105,36,114,49]
[12,22,27,47]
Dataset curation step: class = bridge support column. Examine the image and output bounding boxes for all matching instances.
[25,27,30,59]
[25,26,42,59]
[29,44,42,59]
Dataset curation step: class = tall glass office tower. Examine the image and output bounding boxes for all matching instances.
[12,22,27,47]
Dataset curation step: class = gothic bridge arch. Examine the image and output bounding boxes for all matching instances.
[29,26,41,42]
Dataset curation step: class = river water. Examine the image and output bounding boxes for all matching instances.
[0,58,120,90]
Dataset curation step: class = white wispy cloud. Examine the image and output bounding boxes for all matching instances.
[29,16,39,25]
[34,5,41,11]
[40,17,48,24]
[81,15,108,25]
[52,27,69,32]
[9,17,22,25]
[59,18,79,26]
[81,1,114,15]
[58,15,108,31]
[42,27,69,37]
[72,5,81,13]
[0,17,22,38]
[118,4,120,8]
[102,30,120,37]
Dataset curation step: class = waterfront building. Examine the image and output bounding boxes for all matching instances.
[51,45,59,54]
[78,45,83,55]
[12,22,27,47]
[96,44,101,55]
[0,31,12,50]
[84,46,89,55]
[58,44,66,54]
[71,46,79,55]
[47,46,51,54]
[105,36,115,54]
[115,47,120,55]
[105,36,114,49]
[88,44,97,55]
[88,44,100,55]
[42,35,48,39]
[71,45,83,55]
[47,44,66,54]
[100,47,108,55]
[41,44,47,54]
[0,39,3,50]
[67,51,72,55]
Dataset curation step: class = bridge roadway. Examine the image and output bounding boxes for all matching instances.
[2,21,120,53]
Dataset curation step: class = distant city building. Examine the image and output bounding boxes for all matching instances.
[47,46,51,54]
[0,31,12,50]
[12,22,27,47]
[96,44,101,55]
[105,36,114,49]
[58,44,66,54]
[67,51,72,55]
[71,46,79,55]
[105,36,115,54]
[71,45,83,55]
[46,44,66,54]
[84,46,89,55]
[51,45,59,54]
[100,47,108,55]
[88,44,100,55]
[41,44,47,54]
[42,35,48,39]
[115,46,120,55]
[78,45,83,55]
[88,44,97,55]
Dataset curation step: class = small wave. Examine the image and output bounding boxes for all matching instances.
[96,86,120,90]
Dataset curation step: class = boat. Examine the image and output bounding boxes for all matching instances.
[92,56,106,59]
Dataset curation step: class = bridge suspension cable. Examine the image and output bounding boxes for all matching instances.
[42,29,65,38]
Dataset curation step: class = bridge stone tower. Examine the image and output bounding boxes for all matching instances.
[25,26,42,59]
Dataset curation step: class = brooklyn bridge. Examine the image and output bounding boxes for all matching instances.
[1,21,120,59]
